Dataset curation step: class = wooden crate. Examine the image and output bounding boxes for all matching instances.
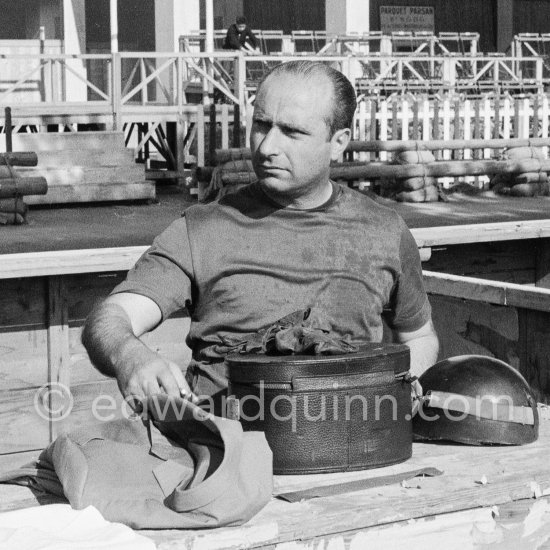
[0,132,155,204]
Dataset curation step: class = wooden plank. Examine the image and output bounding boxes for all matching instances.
[25,181,156,205]
[0,450,42,472]
[0,387,50,454]
[144,420,550,548]
[65,272,126,321]
[18,165,147,186]
[412,220,550,247]
[13,148,134,168]
[423,240,536,284]
[0,277,46,325]
[430,294,520,368]
[0,248,146,279]
[423,270,550,312]
[0,330,49,391]
[0,131,128,152]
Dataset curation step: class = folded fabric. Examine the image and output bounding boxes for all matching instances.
[0,504,155,550]
[0,396,273,530]
[214,307,358,356]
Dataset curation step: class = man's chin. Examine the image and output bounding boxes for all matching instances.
[257,177,292,195]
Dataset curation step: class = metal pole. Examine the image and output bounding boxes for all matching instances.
[110,0,119,53]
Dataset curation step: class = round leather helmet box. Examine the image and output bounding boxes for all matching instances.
[226,344,413,475]
[413,355,539,445]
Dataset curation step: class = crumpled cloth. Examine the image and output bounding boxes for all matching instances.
[215,308,358,356]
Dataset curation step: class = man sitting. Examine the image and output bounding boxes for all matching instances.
[82,61,439,411]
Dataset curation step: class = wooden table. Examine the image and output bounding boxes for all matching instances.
[1,412,550,549]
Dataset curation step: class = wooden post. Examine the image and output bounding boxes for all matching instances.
[47,276,71,440]
[110,0,119,54]
[209,102,217,166]
[4,107,12,153]
[221,104,229,150]
[197,106,205,167]
[39,26,46,102]
[232,103,241,148]
[112,53,122,131]
[166,121,178,172]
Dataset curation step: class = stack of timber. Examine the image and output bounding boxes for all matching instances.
[0,152,47,224]
[0,132,155,205]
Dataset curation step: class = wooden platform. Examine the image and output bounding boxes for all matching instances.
[0,190,548,254]
[0,191,549,547]
[0,132,156,205]
[1,413,550,548]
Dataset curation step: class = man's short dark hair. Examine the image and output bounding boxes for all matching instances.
[236,16,247,25]
[257,60,357,137]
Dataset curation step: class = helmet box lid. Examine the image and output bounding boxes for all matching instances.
[225,343,410,386]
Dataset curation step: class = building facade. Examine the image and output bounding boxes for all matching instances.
[0,0,548,55]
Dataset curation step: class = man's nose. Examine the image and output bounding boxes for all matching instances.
[256,127,281,157]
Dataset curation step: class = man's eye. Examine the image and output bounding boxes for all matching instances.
[253,120,269,129]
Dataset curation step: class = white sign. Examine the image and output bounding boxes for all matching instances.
[380,6,435,33]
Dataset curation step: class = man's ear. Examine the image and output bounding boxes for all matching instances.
[330,128,351,161]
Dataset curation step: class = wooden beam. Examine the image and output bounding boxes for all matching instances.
[347,137,550,153]
[423,270,550,312]
[0,247,147,279]
[411,220,550,247]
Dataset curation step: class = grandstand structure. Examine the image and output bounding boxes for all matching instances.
[179,31,545,99]
[1,28,549,174]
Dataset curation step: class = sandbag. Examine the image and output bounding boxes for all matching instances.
[503,146,546,160]
[508,182,550,197]
[399,176,437,191]
[513,171,548,184]
[0,197,28,225]
[395,150,436,164]
[396,184,439,202]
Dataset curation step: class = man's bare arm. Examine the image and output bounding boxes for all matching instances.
[394,319,439,379]
[81,292,192,401]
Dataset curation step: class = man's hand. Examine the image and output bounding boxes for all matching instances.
[82,292,197,410]
[116,344,195,408]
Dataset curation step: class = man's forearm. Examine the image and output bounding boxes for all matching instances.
[405,332,439,378]
[81,302,146,379]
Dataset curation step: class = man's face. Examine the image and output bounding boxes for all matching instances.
[250,73,337,202]
[236,24,246,32]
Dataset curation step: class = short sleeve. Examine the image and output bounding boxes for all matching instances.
[386,220,432,332]
[111,215,194,320]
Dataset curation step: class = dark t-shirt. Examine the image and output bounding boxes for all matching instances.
[223,24,259,50]
[113,182,431,395]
